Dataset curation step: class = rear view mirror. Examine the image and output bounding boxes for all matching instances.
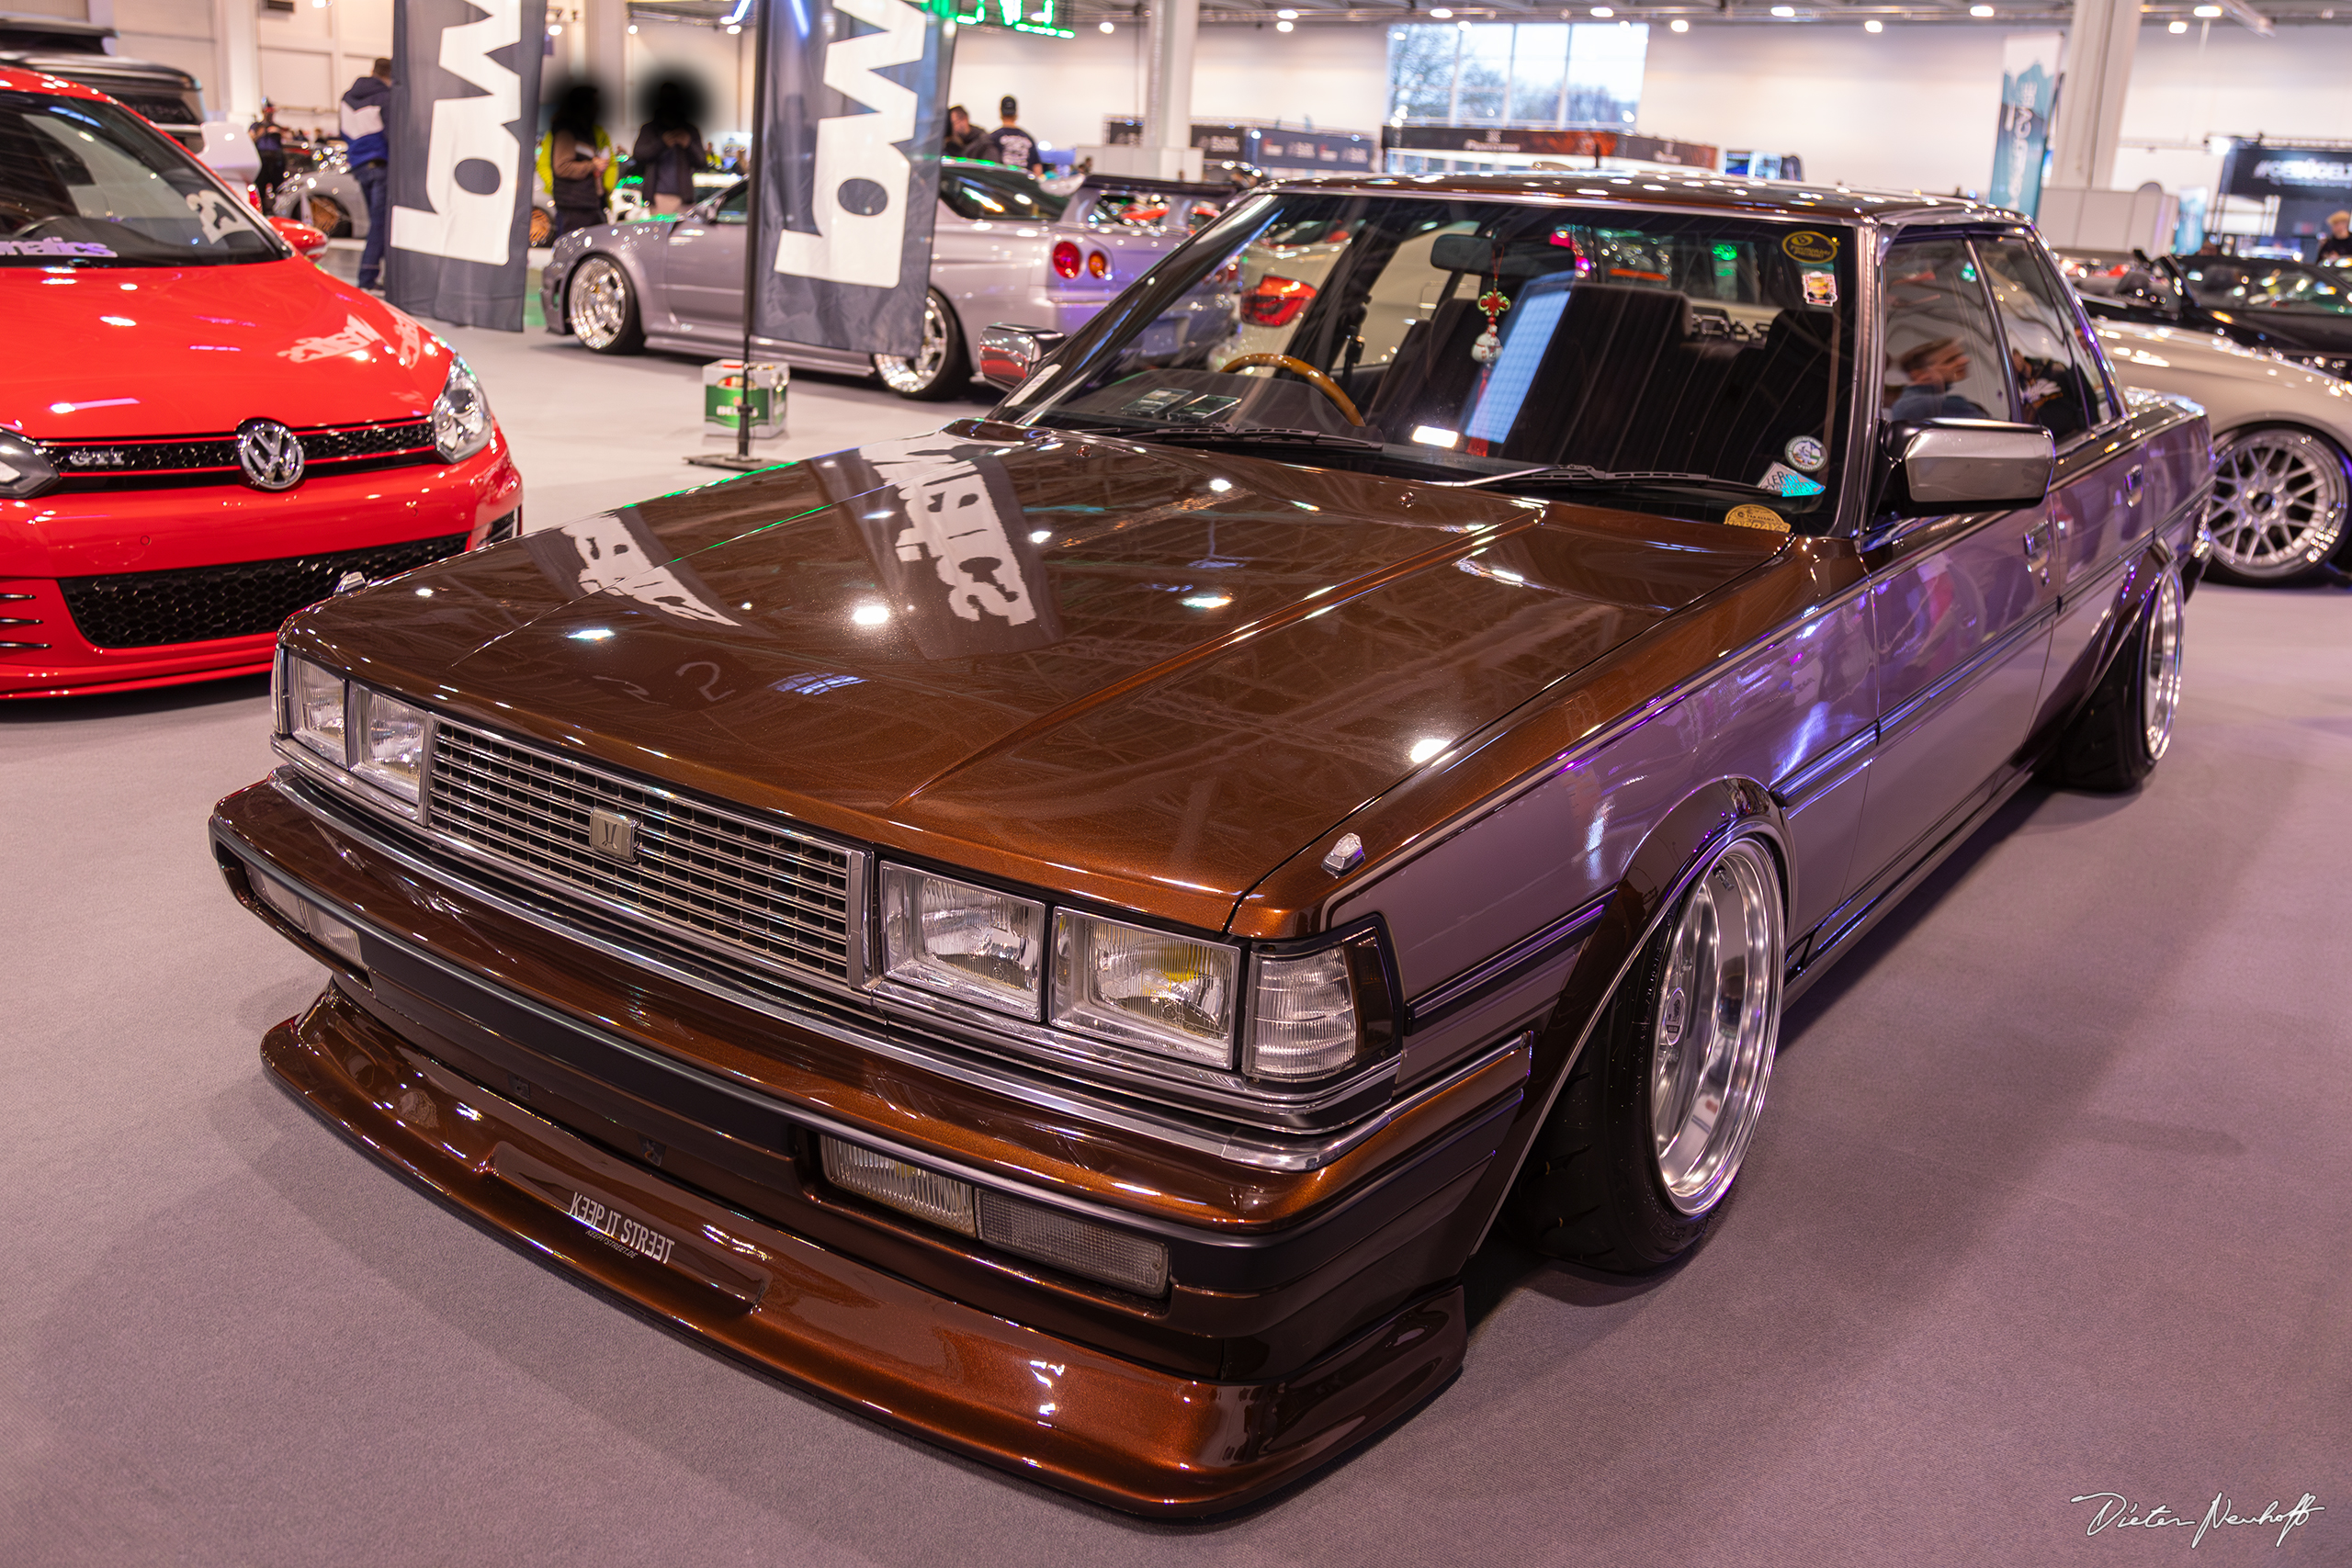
[1887,420,2055,515]
[978,323,1067,390]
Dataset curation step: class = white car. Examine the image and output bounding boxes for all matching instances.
[2098,319,2352,584]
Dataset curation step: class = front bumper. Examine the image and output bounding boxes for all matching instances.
[209,773,1530,1513]
[0,439,521,698]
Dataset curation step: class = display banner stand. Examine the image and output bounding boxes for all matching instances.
[686,0,778,473]
[386,0,547,331]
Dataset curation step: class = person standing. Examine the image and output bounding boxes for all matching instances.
[341,58,392,290]
[942,105,984,160]
[2318,210,2352,265]
[249,101,286,208]
[538,83,614,238]
[631,82,707,216]
[980,96,1039,174]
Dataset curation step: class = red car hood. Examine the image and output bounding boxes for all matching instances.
[0,258,452,441]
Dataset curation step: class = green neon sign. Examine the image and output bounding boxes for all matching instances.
[945,0,1073,38]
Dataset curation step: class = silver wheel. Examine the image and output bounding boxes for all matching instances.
[1650,836,1783,1217]
[2206,428,2348,581]
[873,290,961,398]
[567,255,638,352]
[2141,565,2185,762]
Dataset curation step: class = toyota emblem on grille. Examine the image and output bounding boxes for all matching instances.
[236,419,305,491]
[589,807,639,864]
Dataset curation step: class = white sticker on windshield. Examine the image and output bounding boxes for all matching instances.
[1758,462,1826,498]
[0,238,117,257]
[185,189,244,243]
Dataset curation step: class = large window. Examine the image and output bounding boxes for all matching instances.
[1386,22,1648,128]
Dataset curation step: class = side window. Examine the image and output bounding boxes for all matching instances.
[1879,238,2009,434]
[1979,238,2111,439]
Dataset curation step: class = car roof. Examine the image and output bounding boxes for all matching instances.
[0,61,116,103]
[1254,169,2018,230]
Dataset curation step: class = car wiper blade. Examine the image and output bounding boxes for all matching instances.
[1128,424,1387,451]
[1437,464,1773,494]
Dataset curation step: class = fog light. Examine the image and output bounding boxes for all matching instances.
[253,873,366,972]
[820,1136,1170,1295]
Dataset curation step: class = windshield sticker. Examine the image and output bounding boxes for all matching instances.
[1800,270,1838,307]
[278,312,385,364]
[184,189,245,243]
[1164,393,1241,423]
[1726,504,1791,533]
[1784,434,1826,471]
[0,238,118,258]
[1123,388,1196,417]
[1782,231,1838,265]
[1758,462,1826,497]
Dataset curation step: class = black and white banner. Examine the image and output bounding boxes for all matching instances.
[387,0,546,331]
[753,0,951,357]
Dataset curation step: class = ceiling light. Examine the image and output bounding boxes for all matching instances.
[726,21,741,30]
[627,23,638,33]
[1429,6,1452,15]
[547,21,562,34]
[1864,16,1883,28]
[1276,17,1293,28]
[1770,5,1794,15]
[1591,5,1613,13]
[1277,6,1298,15]
[1100,17,1115,28]
[2168,16,2188,27]
[2192,3,2222,12]
[1669,16,1690,28]
[1968,3,1993,13]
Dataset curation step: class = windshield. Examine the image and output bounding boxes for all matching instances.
[940,160,1069,223]
[0,89,282,266]
[1004,191,1859,527]
[2177,257,2352,314]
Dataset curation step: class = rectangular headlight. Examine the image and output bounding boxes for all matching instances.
[285,656,347,762]
[1050,910,1238,1067]
[350,686,430,807]
[879,864,1045,1019]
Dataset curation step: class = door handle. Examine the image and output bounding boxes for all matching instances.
[2124,465,2145,505]
[2022,521,2054,583]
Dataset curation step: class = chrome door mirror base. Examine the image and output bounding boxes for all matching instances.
[978,323,1067,390]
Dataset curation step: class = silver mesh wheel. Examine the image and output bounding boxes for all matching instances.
[2207,428,2348,581]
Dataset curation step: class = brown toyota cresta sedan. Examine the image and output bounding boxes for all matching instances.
[209,175,2210,1515]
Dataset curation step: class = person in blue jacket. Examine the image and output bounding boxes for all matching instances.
[341,58,392,289]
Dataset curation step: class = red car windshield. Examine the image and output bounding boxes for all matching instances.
[0,89,281,266]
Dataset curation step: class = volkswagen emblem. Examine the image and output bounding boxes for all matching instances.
[236,418,305,491]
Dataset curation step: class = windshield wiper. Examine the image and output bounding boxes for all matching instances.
[1125,424,1388,451]
[1436,464,1774,495]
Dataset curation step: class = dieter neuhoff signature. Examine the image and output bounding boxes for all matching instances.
[2071,1490,2325,1548]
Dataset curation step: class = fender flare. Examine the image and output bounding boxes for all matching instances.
[1453,776,1790,1255]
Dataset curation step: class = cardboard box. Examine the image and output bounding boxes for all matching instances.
[704,360,788,437]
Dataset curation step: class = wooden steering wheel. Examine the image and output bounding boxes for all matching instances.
[1217,353,1365,426]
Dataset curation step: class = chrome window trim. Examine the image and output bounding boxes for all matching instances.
[260,770,1504,1168]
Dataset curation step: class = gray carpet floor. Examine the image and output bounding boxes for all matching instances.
[4,334,2347,1562]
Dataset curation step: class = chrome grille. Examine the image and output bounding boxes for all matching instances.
[426,721,857,982]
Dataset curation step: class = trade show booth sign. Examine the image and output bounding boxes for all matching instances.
[1989,32,2060,216]
[386,0,547,332]
[753,0,950,358]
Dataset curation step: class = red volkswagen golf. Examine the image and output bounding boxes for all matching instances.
[0,66,522,698]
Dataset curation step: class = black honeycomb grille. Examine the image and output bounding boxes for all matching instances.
[46,421,438,493]
[58,535,466,649]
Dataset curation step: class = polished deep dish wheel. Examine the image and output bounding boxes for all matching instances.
[567,255,642,354]
[1648,839,1783,1217]
[874,289,965,400]
[2141,563,2186,762]
[2205,427,2348,584]
[1507,830,1785,1271]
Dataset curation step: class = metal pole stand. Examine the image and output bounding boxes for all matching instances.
[686,0,775,476]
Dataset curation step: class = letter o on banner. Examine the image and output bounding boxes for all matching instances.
[838,178,891,217]
[455,157,505,196]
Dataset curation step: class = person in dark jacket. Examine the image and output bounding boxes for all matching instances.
[632,81,707,216]
[942,104,985,160]
[341,58,392,289]
[980,96,1039,174]
[542,84,613,237]
[250,102,286,207]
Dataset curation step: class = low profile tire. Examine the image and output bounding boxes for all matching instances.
[2046,561,2187,792]
[567,254,644,354]
[2202,426,2349,585]
[1506,833,1785,1274]
[306,193,348,239]
[872,289,967,400]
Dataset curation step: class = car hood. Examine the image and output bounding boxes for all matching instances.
[290,425,1785,931]
[2099,321,2352,420]
[0,258,451,441]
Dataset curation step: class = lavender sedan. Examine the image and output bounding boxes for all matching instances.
[539,160,1236,399]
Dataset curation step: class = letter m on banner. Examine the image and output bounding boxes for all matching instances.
[752,0,951,357]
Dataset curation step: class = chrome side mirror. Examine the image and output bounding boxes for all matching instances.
[1888,420,2055,515]
[978,323,1067,390]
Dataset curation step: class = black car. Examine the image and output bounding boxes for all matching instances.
[2064,248,2352,377]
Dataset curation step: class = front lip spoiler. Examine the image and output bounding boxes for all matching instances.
[262,986,1466,1517]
